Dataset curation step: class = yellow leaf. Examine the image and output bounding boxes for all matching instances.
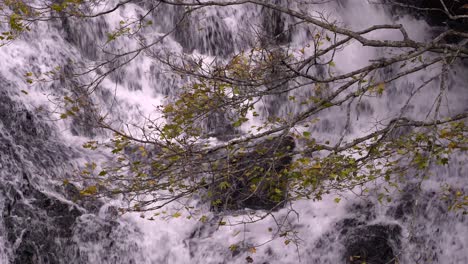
[80,185,97,196]
[172,212,182,218]
[229,244,238,251]
[199,215,208,223]
[376,82,385,94]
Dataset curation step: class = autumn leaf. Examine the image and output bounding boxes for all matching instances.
[172,212,182,218]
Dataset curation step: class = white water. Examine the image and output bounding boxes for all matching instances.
[0,0,467,263]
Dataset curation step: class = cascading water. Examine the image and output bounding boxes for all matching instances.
[0,0,467,263]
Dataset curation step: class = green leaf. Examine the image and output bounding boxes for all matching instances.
[322,102,334,107]
[80,185,98,196]
[51,3,64,12]
[219,181,230,190]
[199,215,208,223]
[396,149,406,155]
[232,119,244,127]
[172,212,182,218]
[229,244,238,251]
[376,82,385,95]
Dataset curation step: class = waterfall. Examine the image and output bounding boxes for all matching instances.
[0,0,466,263]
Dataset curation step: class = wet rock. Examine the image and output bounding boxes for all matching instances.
[310,215,401,264]
[385,184,451,262]
[389,0,468,42]
[71,214,143,264]
[261,0,291,46]
[174,13,234,57]
[0,89,76,177]
[62,182,102,214]
[106,205,119,219]
[61,16,109,59]
[205,110,239,141]
[355,100,375,120]
[0,90,120,263]
[210,135,295,211]
[2,183,83,264]
[339,218,367,236]
[344,224,401,264]
[347,201,376,222]
[389,0,466,23]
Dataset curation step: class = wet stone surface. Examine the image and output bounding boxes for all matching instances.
[344,223,401,264]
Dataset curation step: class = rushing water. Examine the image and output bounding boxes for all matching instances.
[0,0,467,263]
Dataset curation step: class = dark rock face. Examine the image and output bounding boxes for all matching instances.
[2,182,83,264]
[0,85,130,264]
[390,0,465,21]
[174,11,234,57]
[210,136,295,211]
[0,89,77,179]
[258,48,293,118]
[388,0,468,46]
[261,0,291,46]
[62,16,109,60]
[389,0,468,37]
[311,217,401,264]
[1,180,142,264]
[385,184,455,263]
[0,87,81,263]
[344,224,401,264]
[205,110,239,141]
